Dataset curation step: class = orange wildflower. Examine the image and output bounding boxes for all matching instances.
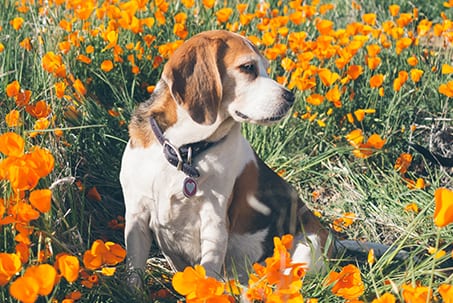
[401,284,432,303]
[389,4,400,17]
[367,56,381,70]
[441,63,453,74]
[76,54,92,64]
[438,284,453,303]
[407,56,418,66]
[73,79,87,96]
[346,129,364,148]
[0,253,22,286]
[410,69,423,83]
[23,264,57,296]
[369,74,384,88]
[29,189,52,213]
[354,109,375,122]
[55,253,80,283]
[26,100,51,119]
[394,153,412,174]
[318,68,340,86]
[19,37,32,51]
[10,17,24,30]
[326,264,364,300]
[6,80,20,97]
[372,293,396,303]
[316,19,334,35]
[306,94,324,106]
[83,240,126,270]
[87,186,102,202]
[54,82,66,98]
[367,44,381,57]
[362,13,377,26]
[202,0,215,9]
[433,187,453,227]
[0,132,25,157]
[173,265,232,302]
[347,65,363,80]
[332,212,356,232]
[101,60,114,72]
[404,203,419,213]
[15,243,29,264]
[396,37,412,54]
[325,85,342,107]
[216,8,233,23]
[439,80,453,97]
[5,110,22,127]
[9,276,39,303]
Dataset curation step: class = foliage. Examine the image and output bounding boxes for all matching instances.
[0,0,452,302]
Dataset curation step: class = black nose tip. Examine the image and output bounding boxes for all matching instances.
[283,89,295,104]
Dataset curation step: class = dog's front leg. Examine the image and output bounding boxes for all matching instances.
[124,208,152,289]
[198,202,229,278]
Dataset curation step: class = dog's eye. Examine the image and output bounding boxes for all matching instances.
[240,63,257,75]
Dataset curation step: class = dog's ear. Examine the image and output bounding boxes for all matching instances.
[162,37,224,125]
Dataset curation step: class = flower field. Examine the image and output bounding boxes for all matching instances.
[0,0,452,302]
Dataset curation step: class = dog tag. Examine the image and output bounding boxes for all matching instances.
[183,177,197,198]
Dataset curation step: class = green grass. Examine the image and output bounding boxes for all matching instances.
[0,0,452,302]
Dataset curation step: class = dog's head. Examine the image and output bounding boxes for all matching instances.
[162,30,295,126]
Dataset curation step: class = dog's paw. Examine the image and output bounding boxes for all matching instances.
[127,271,144,290]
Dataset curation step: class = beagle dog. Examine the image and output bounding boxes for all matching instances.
[120,30,332,285]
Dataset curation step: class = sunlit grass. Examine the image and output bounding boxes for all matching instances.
[0,0,452,302]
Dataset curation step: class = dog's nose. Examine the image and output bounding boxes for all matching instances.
[283,89,295,104]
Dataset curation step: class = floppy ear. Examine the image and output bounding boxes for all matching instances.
[162,37,224,125]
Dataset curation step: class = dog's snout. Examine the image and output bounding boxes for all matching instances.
[283,89,295,104]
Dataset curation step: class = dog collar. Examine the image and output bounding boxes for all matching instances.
[149,116,217,179]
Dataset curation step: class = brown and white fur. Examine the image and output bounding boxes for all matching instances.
[120,30,347,286]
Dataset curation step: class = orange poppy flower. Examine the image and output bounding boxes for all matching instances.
[362,13,376,25]
[347,65,363,80]
[325,85,342,107]
[442,63,453,74]
[439,80,453,97]
[42,52,64,74]
[367,56,381,70]
[394,153,412,174]
[76,54,92,64]
[401,284,432,303]
[407,56,418,66]
[100,60,113,72]
[318,68,340,86]
[56,253,80,283]
[404,202,419,213]
[15,243,29,264]
[438,284,453,302]
[396,37,412,54]
[26,100,52,119]
[19,37,32,51]
[0,253,22,286]
[316,19,334,35]
[9,276,39,303]
[0,132,25,157]
[410,69,423,83]
[5,110,22,127]
[202,0,215,9]
[372,292,396,303]
[306,94,324,106]
[434,187,453,227]
[6,80,20,97]
[389,4,400,17]
[29,189,52,213]
[73,79,87,96]
[54,82,66,98]
[354,109,375,122]
[24,264,57,296]
[216,7,233,23]
[10,17,24,30]
[369,74,384,88]
[326,264,364,300]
